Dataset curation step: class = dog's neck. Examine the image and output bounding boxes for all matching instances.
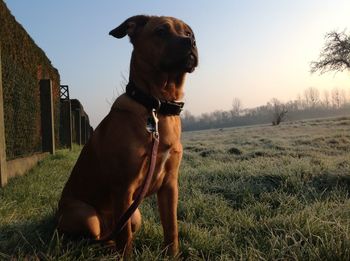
[129,52,186,102]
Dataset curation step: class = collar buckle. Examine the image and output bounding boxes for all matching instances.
[146,109,159,135]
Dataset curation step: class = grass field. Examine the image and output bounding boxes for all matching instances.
[1,116,350,260]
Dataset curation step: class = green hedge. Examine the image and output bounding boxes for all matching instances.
[0,0,61,159]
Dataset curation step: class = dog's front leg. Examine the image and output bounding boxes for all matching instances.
[114,193,133,255]
[157,178,179,255]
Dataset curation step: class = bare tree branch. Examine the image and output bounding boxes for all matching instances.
[311,30,350,74]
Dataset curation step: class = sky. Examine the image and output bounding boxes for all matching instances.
[3,0,350,128]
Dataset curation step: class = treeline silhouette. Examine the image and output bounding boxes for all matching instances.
[182,87,350,131]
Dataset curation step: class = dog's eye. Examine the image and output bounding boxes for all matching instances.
[185,31,192,37]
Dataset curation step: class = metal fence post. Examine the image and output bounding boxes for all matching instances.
[0,43,8,187]
[59,85,72,150]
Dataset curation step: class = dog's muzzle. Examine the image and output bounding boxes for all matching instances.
[159,35,198,73]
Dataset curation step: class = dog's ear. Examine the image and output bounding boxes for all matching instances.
[109,15,151,41]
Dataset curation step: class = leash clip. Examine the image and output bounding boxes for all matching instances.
[146,109,159,137]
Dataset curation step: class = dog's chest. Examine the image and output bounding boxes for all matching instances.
[157,143,173,169]
[145,117,181,194]
[153,147,171,180]
[146,141,179,195]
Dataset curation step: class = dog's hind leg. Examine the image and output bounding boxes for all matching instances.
[57,199,101,240]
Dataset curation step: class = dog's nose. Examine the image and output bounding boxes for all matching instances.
[192,38,196,47]
[188,36,196,48]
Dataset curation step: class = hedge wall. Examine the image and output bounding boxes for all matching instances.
[0,0,61,159]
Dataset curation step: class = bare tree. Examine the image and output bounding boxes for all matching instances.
[296,94,305,110]
[311,30,350,74]
[341,88,348,105]
[323,89,330,108]
[304,87,320,108]
[231,97,242,117]
[270,98,288,126]
[182,110,195,122]
[212,110,224,124]
[331,87,342,108]
[106,72,128,106]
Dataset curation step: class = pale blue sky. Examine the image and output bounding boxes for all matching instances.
[4,0,350,127]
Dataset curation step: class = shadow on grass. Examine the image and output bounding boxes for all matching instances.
[311,172,350,193]
[0,215,118,259]
[0,215,57,257]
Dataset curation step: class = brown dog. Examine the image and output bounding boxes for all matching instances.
[57,15,198,255]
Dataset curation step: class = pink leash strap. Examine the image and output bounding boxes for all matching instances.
[100,111,159,241]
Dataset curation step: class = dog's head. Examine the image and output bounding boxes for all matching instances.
[110,15,198,74]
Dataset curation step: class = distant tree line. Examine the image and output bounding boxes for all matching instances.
[182,29,350,132]
[181,87,350,131]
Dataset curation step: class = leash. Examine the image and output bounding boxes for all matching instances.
[99,109,159,242]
